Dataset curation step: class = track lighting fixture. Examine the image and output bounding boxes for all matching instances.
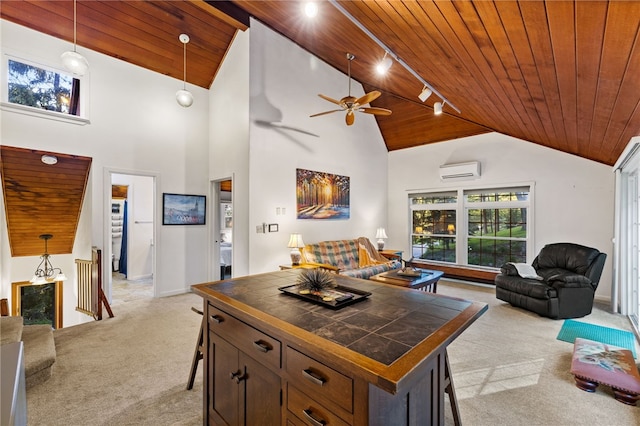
[376,52,393,75]
[176,33,193,108]
[418,86,432,102]
[303,2,318,18]
[434,101,443,115]
[329,0,460,114]
[61,0,89,76]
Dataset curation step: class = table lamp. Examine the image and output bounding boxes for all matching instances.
[376,227,388,250]
[287,233,305,265]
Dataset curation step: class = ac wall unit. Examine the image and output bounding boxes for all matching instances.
[439,161,481,181]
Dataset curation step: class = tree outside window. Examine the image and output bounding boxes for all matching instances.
[7,59,80,115]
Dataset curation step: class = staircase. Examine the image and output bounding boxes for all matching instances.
[0,316,56,388]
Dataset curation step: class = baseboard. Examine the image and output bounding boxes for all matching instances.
[158,288,191,298]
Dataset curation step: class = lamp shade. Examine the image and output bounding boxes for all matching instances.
[375,228,388,239]
[287,233,305,248]
[61,50,89,76]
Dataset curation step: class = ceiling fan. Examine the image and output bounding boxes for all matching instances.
[310,53,392,126]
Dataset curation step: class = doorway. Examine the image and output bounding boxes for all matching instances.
[213,178,233,280]
[106,171,156,305]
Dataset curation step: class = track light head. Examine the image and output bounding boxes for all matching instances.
[418,86,432,102]
[376,53,393,75]
[303,2,318,18]
[434,101,443,115]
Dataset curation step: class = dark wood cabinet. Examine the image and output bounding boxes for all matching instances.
[194,270,487,426]
[207,305,282,425]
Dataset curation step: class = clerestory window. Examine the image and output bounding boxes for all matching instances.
[2,55,89,124]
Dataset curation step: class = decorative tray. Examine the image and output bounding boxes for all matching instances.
[379,269,427,281]
[278,284,372,310]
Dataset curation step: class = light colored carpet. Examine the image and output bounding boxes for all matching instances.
[26,281,640,425]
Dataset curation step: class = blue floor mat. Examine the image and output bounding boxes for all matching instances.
[557,319,637,357]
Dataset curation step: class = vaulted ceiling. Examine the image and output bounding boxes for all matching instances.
[2,1,639,166]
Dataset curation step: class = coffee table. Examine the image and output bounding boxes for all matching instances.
[370,268,444,293]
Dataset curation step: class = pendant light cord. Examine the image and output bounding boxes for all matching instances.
[73,0,78,52]
[183,40,187,90]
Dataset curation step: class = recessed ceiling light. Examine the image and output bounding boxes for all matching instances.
[41,155,58,165]
[303,2,318,18]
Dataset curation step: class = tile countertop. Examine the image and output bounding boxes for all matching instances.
[193,269,487,367]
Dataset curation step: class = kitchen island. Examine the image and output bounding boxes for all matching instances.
[192,269,487,425]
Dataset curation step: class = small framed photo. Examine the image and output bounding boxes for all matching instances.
[163,193,206,225]
[268,223,279,232]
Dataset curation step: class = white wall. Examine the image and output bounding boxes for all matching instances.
[1,21,210,326]
[388,132,615,300]
[246,20,389,273]
[209,29,250,278]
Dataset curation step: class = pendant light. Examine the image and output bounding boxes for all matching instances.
[30,234,68,285]
[176,33,193,108]
[60,0,89,76]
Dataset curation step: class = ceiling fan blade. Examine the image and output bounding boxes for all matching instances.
[318,94,342,105]
[310,109,342,118]
[359,107,392,116]
[355,91,381,106]
[345,110,355,126]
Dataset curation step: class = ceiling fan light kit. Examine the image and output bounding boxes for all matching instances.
[176,33,193,107]
[310,53,392,126]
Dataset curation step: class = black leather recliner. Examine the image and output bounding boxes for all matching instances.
[495,243,607,319]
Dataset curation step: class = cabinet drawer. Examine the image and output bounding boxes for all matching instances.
[288,385,350,426]
[286,347,353,413]
[208,304,281,369]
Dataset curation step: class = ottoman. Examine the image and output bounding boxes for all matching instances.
[570,337,640,405]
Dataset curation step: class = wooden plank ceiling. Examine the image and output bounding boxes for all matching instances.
[0,146,92,257]
[1,1,639,258]
[2,1,639,165]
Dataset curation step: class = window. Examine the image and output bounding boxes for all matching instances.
[409,185,532,269]
[410,192,457,262]
[2,55,89,124]
[465,188,529,267]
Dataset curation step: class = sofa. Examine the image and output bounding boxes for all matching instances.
[495,242,607,319]
[301,237,401,279]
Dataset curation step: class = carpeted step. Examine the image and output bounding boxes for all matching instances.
[21,324,56,388]
[0,315,24,344]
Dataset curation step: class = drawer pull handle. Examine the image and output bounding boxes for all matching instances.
[253,340,272,353]
[302,408,326,426]
[210,314,224,323]
[302,369,326,386]
[230,371,247,383]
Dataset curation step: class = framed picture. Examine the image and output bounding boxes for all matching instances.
[163,193,206,225]
[296,168,350,220]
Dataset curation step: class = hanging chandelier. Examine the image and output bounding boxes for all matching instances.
[30,234,68,285]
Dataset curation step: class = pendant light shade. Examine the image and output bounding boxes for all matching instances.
[61,51,89,76]
[176,33,193,108]
[176,89,194,108]
[61,0,88,76]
